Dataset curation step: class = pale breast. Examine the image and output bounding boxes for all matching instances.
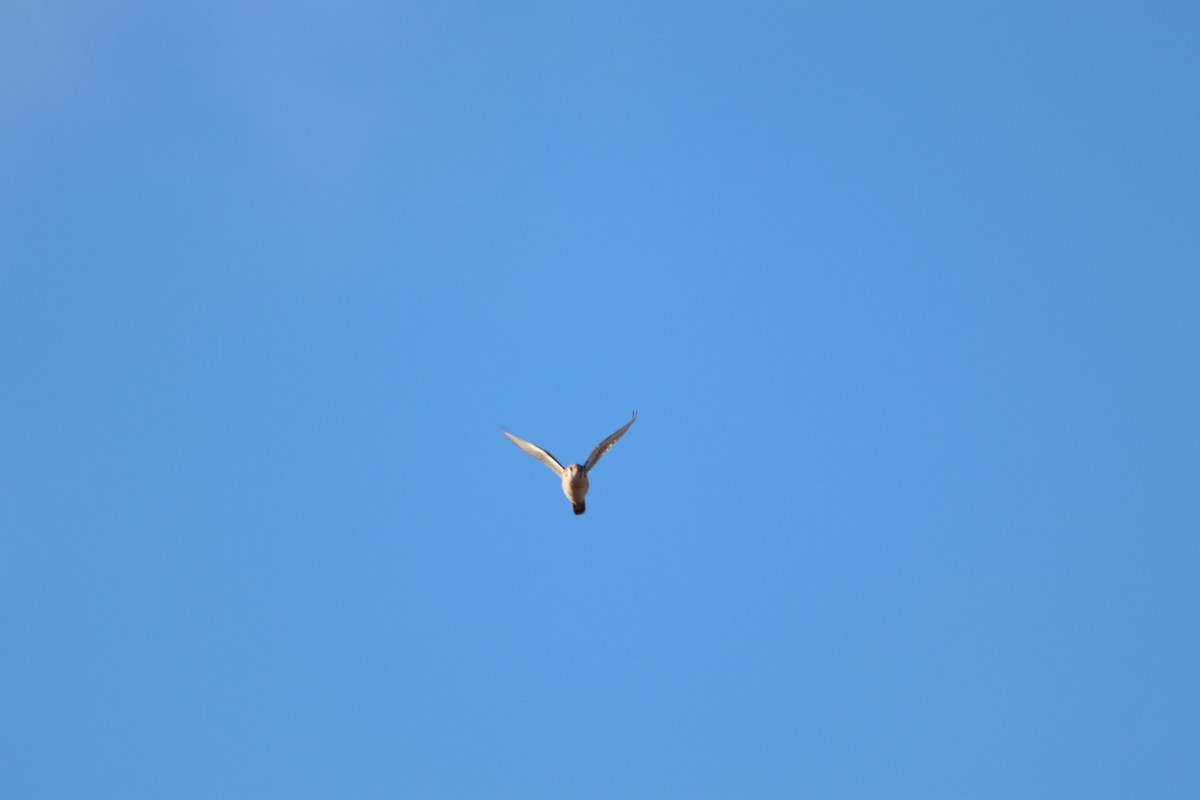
[560,465,590,501]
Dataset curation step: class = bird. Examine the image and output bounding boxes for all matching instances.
[502,411,637,515]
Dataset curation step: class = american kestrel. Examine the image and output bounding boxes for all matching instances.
[502,411,637,515]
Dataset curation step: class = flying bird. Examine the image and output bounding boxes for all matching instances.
[502,411,637,515]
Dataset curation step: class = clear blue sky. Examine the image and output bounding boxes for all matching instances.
[3,2,1198,797]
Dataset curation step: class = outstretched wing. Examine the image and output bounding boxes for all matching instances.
[503,429,565,477]
[584,411,637,474]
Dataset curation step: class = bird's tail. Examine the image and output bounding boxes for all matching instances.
[573,501,586,515]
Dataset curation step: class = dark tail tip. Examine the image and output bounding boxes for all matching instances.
[573,502,586,515]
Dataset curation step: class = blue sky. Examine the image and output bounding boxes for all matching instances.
[3,1,1198,797]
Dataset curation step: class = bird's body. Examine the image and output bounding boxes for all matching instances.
[502,411,636,515]
[561,464,589,515]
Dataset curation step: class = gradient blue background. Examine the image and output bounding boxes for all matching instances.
[3,2,1198,797]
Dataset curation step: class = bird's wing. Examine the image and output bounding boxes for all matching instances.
[584,411,637,473]
[503,429,565,477]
